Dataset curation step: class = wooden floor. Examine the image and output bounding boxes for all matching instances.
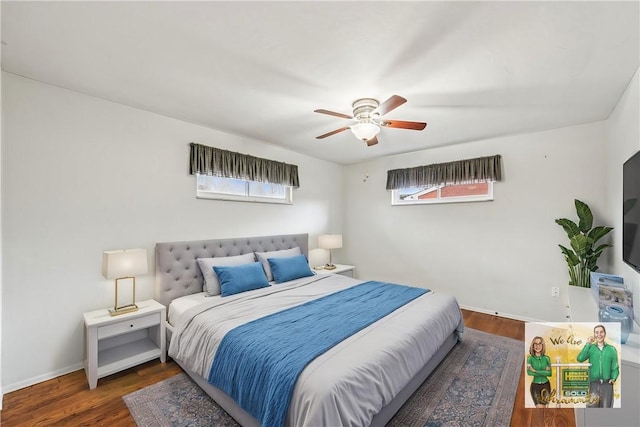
[0,310,575,427]
[462,310,575,427]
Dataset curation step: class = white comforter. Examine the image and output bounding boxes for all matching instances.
[168,274,463,427]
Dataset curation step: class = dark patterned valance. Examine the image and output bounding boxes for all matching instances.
[386,154,502,190]
[189,143,300,188]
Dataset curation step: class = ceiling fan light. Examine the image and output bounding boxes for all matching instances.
[351,122,380,141]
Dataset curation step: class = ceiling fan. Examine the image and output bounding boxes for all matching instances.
[314,95,427,146]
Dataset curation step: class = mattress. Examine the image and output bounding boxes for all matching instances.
[168,274,463,426]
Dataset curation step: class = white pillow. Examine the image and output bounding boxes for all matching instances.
[255,247,301,281]
[197,253,256,295]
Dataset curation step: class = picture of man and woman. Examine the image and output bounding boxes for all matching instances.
[524,322,622,408]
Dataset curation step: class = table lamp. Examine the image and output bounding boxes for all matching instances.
[319,234,342,270]
[102,248,148,316]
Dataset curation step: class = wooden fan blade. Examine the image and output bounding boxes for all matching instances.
[316,126,350,139]
[314,109,353,120]
[373,95,407,116]
[366,135,379,146]
[380,120,427,131]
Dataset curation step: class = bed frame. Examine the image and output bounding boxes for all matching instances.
[155,233,458,427]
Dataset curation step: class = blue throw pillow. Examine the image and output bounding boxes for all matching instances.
[267,255,314,284]
[213,262,270,297]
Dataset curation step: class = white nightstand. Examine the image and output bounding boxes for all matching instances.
[83,299,166,389]
[315,264,355,278]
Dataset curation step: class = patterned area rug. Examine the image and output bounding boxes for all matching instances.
[124,328,522,427]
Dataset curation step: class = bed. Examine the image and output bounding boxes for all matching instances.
[155,233,464,427]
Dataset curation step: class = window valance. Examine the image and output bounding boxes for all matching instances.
[386,154,502,190]
[189,143,300,188]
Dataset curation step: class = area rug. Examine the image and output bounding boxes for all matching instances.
[124,328,522,427]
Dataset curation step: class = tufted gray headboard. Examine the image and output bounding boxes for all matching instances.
[155,233,308,308]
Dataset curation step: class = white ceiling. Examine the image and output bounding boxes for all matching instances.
[2,1,639,165]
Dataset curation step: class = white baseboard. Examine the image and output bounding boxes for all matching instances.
[2,362,84,395]
[460,304,543,323]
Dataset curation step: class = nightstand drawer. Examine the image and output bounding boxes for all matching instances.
[98,313,160,339]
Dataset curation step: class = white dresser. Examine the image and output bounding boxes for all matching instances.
[567,286,640,426]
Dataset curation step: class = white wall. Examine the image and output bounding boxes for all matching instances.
[343,122,609,322]
[606,67,640,323]
[1,72,344,392]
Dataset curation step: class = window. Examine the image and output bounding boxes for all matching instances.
[196,174,293,204]
[190,143,299,204]
[386,154,502,206]
[391,181,494,205]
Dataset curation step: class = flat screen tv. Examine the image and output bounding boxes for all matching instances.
[623,149,640,272]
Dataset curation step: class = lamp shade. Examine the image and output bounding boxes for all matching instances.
[319,234,343,250]
[351,122,380,141]
[102,248,148,279]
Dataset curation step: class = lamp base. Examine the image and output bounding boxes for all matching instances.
[324,264,337,270]
[109,304,139,316]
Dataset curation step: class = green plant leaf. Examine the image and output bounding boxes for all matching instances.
[557,199,612,285]
[577,265,591,286]
[575,199,593,233]
[587,226,613,243]
[592,243,612,257]
[559,245,579,266]
[570,234,590,256]
[568,264,590,287]
[555,218,580,237]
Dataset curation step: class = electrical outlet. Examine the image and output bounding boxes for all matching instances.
[551,287,560,298]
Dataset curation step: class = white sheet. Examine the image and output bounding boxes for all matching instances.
[167,291,211,325]
[168,275,463,427]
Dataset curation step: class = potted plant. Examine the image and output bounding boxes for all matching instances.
[555,199,613,287]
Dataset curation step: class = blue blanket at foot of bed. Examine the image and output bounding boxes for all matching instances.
[208,280,429,427]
